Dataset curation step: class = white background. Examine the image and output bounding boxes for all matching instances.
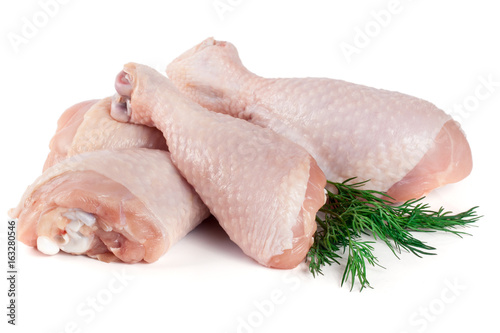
[1,1,499,332]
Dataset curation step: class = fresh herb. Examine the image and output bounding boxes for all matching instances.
[307,178,480,291]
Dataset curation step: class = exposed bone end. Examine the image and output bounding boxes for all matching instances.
[37,236,60,255]
[110,93,131,123]
[63,209,96,227]
[60,232,92,254]
[36,208,96,256]
[61,209,96,254]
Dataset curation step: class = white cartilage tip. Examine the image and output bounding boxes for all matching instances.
[60,235,91,254]
[59,208,95,254]
[63,210,77,221]
[66,220,83,232]
[76,210,96,226]
[323,188,328,205]
[37,236,60,255]
[64,209,96,227]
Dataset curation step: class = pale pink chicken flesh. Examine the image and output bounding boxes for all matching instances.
[43,97,167,171]
[166,38,473,202]
[43,99,98,170]
[385,120,472,200]
[10,149,210,263]
[110,63,327,269]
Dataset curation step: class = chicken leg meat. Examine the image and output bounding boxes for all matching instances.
[166,38,473,202]
[110,63,327,269]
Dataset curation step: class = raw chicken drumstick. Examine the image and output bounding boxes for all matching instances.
[166,38,473,202]
[110,63,327,269]
[43,97,167,170]
[12,97,209,262]
[10,149,209,263]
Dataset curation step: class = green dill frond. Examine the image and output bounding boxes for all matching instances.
[307,178,481,291]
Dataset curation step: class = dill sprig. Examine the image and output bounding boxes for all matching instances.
[307,178,481,291]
